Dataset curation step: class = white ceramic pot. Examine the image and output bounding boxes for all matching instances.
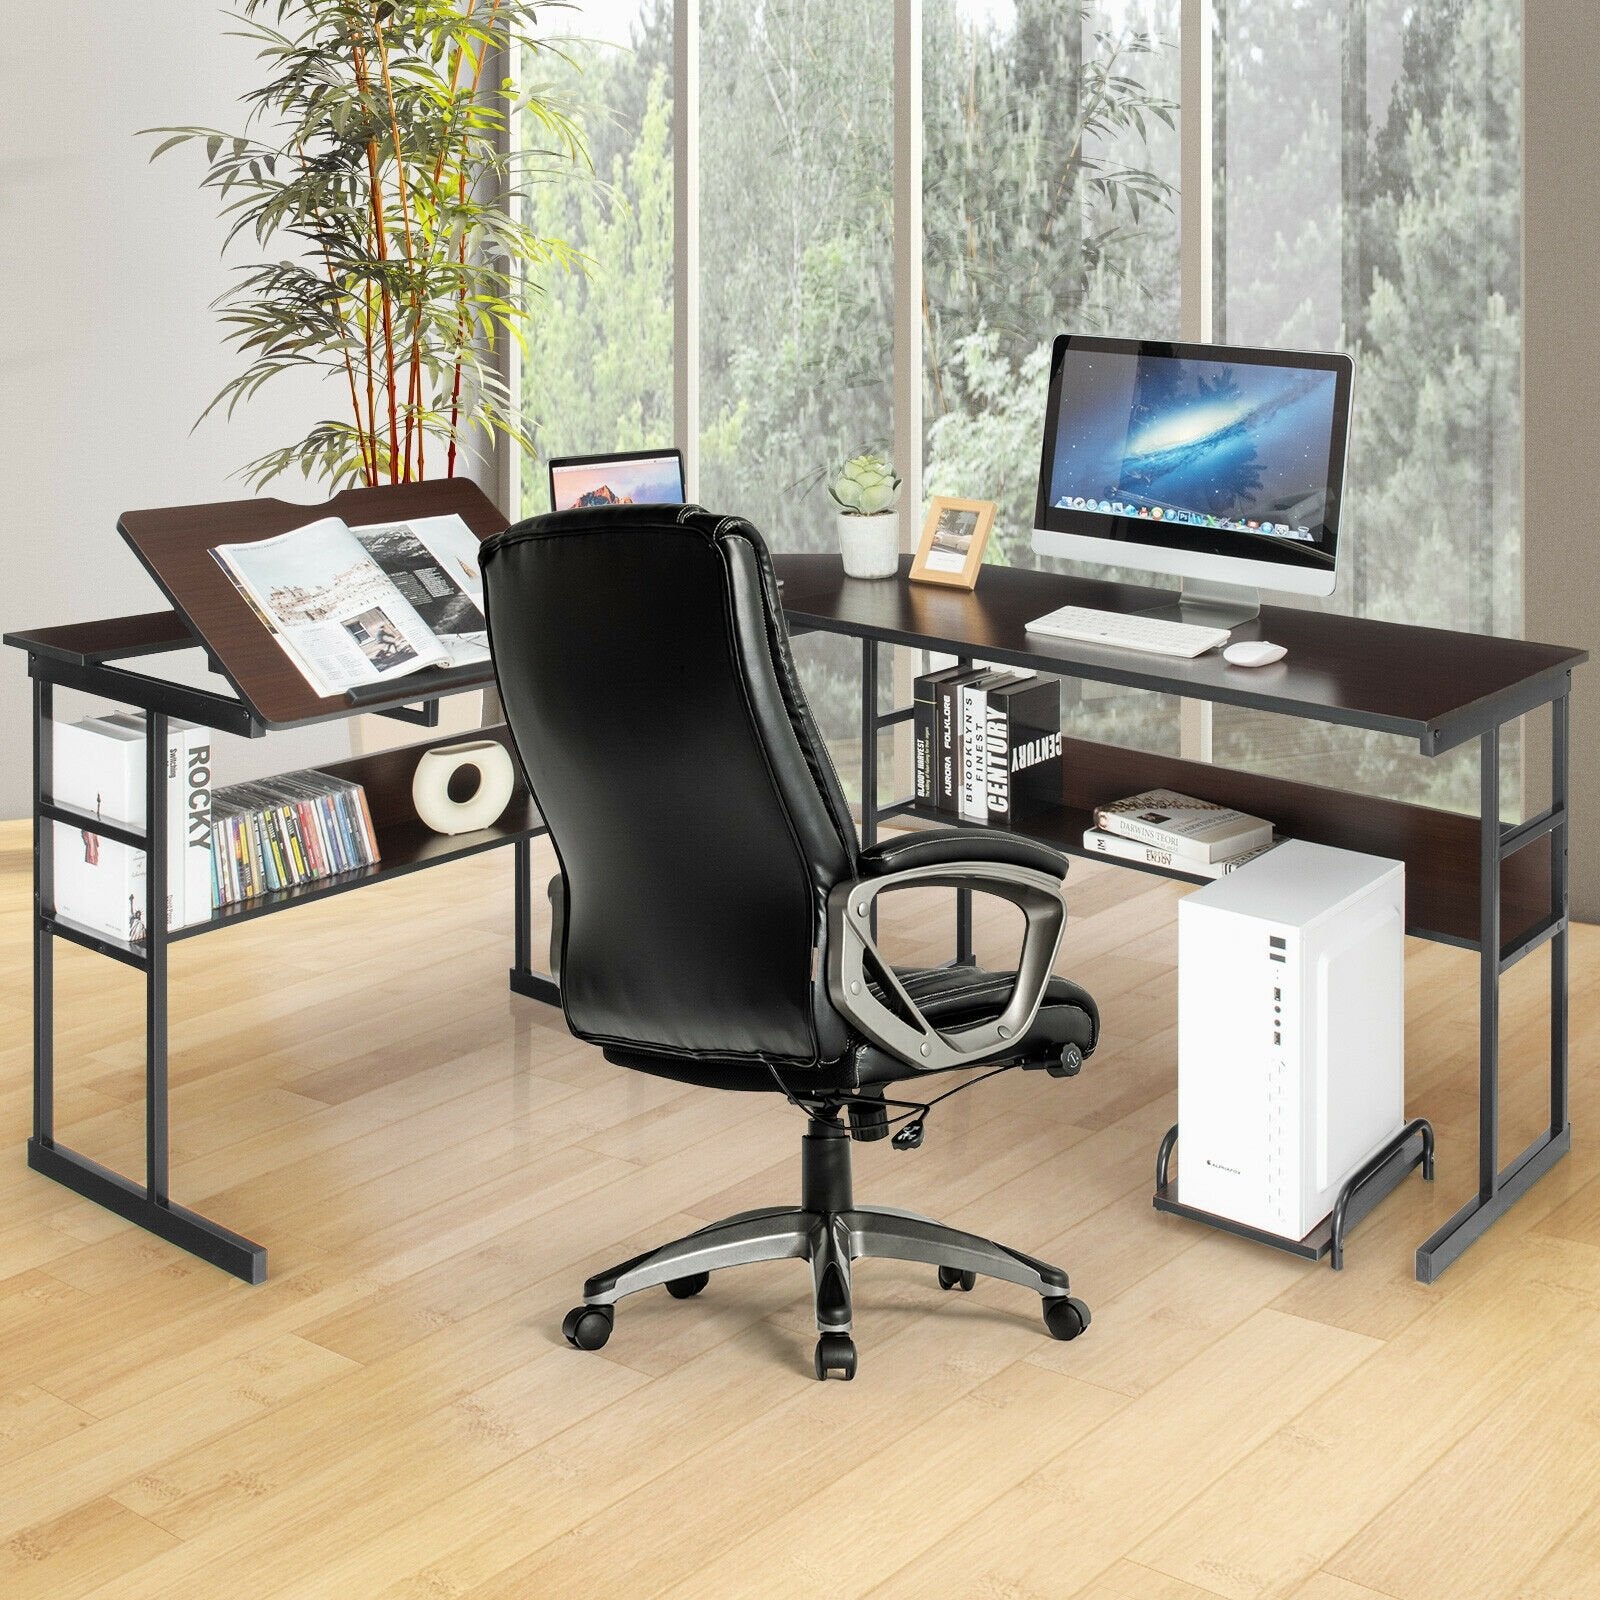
[836,511,899,579]
[412,739,517,835]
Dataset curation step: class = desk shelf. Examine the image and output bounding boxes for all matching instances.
[790,551,1584,1284]
[10,480,558,1286]
[172,725,543,942]
[903,733,1552,956]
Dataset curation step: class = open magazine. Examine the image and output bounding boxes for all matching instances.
[210,513,491,698]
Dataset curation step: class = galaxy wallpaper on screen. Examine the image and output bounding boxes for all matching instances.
[1048,350,1340,535]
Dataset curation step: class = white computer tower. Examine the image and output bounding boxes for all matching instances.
[1178,839,1405,1240]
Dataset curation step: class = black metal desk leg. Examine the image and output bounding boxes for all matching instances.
[1551,690,1571,1135]
[859,639,881,941]
[26,683,266,1284]
[508,833,560,1007]
[1415,704,1573,1282]
[146,713,170,1203]
[955,884,974,967]
[860,638,879,851]
[33,678,53,1145]
[1477,724,1500,1202]
[954,655,974,966]
[514,834,532,974]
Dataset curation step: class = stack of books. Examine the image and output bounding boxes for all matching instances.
[913,665,1062,825]
[210,770,380,908]
[1084,789,1278,878]
[50,712,213,942]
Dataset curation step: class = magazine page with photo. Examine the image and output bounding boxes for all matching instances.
[347,515,490,666]
[210,516,470,697]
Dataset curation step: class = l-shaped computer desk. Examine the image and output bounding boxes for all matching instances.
[772,553,1584,1285]
[8,483,1584,1288]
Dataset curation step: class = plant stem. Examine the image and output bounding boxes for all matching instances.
[296,134,376,486]
[447,0,503,477]
[402,0,480,481]
[351,30,401,482]
[363,269,379,480]
[373,4,424,479]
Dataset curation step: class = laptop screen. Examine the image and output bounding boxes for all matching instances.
[548,449,686,512]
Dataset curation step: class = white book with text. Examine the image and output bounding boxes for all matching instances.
[1093,788,1273,864]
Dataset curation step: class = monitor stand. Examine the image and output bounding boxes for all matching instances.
[1137,577,1260,630]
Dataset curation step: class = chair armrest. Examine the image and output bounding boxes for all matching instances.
[825,860,1066,1072]
[857,828,1068,882]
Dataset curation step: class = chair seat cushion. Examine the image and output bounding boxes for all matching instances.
[852,963,1100,1086]
[601,964,1099,1094]
[891,964,1099,1036]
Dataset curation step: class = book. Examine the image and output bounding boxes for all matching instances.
[101,712,215,926]
[959,671,1017,821]
[51,713,213,935]
[913,665,972,805]
[935,667,985,813]
[176,723,215,920]
[50,716,148,943]
[1082,827,1280,877]
[981,677,1062,825]
[1093,788,1273,865]
[96,712,180,927]
[209,512,489,699]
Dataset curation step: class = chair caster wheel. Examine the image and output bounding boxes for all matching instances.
[1043,1295,1091,1342]
[938,1265,977,1292]
[665,1272,710,1299]
[814,1334,857,1380]
[562,1304,614,1351]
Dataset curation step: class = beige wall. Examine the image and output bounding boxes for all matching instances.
[1524,1,1600,918]
[0,15,355,815]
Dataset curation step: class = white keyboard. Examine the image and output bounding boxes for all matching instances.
[1023,605,1230,659]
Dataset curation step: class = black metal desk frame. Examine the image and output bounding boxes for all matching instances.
[785,562,1576,1284]
[10,618,555,1285]
[12,550,1577,1289]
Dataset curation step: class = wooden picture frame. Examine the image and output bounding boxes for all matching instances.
[909,496,997,589]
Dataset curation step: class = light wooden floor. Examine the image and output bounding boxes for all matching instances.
[2,815,1598,1599]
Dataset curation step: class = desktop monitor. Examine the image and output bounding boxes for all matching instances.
[549,448,686,512]
[1032,335,1354,624]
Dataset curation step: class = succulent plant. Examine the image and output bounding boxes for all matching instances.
[828,451,902,516]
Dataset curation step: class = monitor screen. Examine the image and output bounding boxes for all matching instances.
[1034,336,1352,578]
[549,449,685,512]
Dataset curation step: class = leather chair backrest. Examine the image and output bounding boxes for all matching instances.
[480,505,859,1067]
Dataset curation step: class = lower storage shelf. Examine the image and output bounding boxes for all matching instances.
[904,731,1553,953]
[172,724,545,941]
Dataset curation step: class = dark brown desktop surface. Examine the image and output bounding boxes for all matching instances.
[773,552,1586,950]
[115,479,507,730]
[774,555,1585,755]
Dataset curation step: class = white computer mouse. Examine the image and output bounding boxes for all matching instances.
[1222,640,1288,668]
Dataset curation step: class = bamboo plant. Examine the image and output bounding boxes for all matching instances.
[147,0,587,489]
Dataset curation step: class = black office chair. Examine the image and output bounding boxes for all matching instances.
[480,504,1099,1379]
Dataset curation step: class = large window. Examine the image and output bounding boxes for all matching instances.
[697,2,894,772]
[924,1,1183,755]
[1210,0,1522,812]
[516,2,675,498]
[520,0,1524,815]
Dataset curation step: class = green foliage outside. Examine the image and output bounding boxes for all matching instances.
[517,0,1521,815]
[1210,0,1522,811]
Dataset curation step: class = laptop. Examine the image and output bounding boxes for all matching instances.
[548,448,686,513]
